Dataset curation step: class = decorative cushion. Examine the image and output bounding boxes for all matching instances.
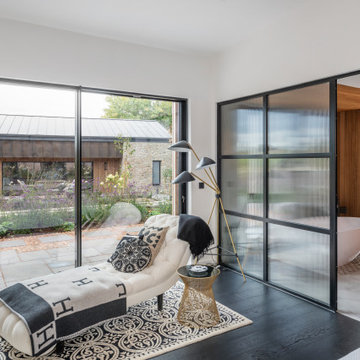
[108,236,152,273]
[138,225,169,265]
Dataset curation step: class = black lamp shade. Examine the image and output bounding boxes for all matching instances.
[168,140,192,152]
[195,157,216,170]
[172,171,195,184]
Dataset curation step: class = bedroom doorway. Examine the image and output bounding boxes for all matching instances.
[337,74,360,321]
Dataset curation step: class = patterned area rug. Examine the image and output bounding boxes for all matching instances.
[0,282,252,359]
[338,255,360,275]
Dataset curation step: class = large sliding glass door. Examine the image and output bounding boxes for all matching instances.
[80,91,183,265]
[0,82,76,286]
[219,81,336,308]
[0,78,187,288]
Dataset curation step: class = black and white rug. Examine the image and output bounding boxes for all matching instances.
[0,282,252,360]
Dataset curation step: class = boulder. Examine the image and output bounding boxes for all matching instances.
[103,202,141,226]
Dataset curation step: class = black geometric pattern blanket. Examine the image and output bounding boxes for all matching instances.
[0,265,126,356]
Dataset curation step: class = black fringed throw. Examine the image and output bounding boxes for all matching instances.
[177,214,214,258]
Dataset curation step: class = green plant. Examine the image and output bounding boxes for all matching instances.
[0,221,13,237]
[56,221,75,232]
[129,200,149,222]
[163,168,172,183]
[157,200,172,214]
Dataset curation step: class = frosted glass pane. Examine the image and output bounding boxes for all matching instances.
[221,97,263,155]
[269,158,329,229]
[268,224,330,304]
[221,215,263,279]
[268,83,330,154]
[222,159,263,216]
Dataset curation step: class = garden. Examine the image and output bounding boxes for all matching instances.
[0,174,172,238]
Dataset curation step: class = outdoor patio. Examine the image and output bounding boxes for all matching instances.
[0,223,143,289]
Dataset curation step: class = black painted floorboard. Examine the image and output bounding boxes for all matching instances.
[155,267,360,360]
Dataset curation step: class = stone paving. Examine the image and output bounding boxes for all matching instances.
[0,223,143,289]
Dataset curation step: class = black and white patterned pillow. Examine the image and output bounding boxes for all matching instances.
[138,226,169,266]
[108,236,152,273]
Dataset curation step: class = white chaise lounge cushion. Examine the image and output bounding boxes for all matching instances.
[0,214,190,355]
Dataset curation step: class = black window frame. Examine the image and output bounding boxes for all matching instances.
[0,77,189,267]
[152,160,161,186]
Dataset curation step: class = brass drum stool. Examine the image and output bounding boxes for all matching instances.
[177,265,221,327]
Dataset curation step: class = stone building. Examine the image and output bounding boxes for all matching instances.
[0,114,172,196]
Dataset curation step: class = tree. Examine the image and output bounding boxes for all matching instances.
[103,96,173,131]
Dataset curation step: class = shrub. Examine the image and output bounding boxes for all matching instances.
[0,221,13,237]
[157,201,172,214]
[56,221,75,232]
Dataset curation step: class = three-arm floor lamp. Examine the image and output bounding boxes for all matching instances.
[168,140,246,281]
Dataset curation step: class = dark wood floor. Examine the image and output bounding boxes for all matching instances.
[156,267,360,360]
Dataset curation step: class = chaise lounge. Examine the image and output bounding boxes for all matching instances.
[0,214,191,356]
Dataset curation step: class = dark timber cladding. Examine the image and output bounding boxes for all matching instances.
[0,140,121,159]
[0,114,171,159]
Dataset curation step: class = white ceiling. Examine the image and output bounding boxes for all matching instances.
[0,0,313,54]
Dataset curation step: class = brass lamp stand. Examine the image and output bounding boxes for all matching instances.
[168,141,246,281]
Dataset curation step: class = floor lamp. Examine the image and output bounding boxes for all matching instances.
[168,141,246,281]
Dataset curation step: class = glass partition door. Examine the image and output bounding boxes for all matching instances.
[219,82,336,308]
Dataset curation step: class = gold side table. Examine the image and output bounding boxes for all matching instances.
[177,265,220,328]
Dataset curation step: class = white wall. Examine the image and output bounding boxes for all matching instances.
[215,0,360,101]
[0,18,217,229]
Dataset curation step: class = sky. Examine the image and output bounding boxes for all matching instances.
[0,83,108,118]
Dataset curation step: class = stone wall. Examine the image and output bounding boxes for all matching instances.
[126,142,172,197]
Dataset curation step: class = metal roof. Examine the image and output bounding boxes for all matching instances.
[0,115,171,142]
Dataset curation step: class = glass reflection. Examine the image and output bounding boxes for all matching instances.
[222,159,263,216]
[268,224,330,304]
[222,215,263,278]
[268,83,330,154]
[221,97,263,155]
[269,158,329,228]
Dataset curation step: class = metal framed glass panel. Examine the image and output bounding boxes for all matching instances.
[221,97,263,155]
[222,159,263,216]
[268,224,330,304]
[221,215,263,279]
[268,158,330,228]
[80,90,186,266]
[268,83,330,154]
[0,82,76,287]
[0,77,188,284]
[218,80,335,309]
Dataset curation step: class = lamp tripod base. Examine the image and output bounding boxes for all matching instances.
[203,195,246,282]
